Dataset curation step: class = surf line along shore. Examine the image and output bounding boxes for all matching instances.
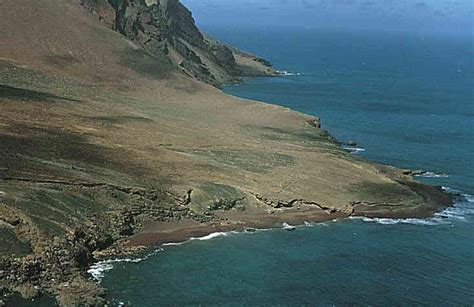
[90,185,463,285]
[89,185,465,285]
[101,181,453,254]
[0,0,455,304]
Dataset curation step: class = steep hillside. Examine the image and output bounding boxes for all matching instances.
[0,0,451,305]
[78,0,277,86]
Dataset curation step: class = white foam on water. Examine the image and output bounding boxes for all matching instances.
[442,186,461,194]
[414,171,450,178]
[342,146,366,154]
[244,227,271,233]
[462,193,474,202]
[282,222,296,230]
[164,229,266,247]
[87,249,163,282]
[0,191,5,196]
[190,231,230,241]
[359,217,447,226]
[88,258,142,282]
[355,189,474,226]
[277,70,301,76]
[163,231,237,246]
[89,189,474,282]
[162,242,185,246]
[304,221,329,227]
[87,262,114,282]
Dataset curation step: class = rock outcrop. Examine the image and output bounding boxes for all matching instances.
[0,0,452,305]
[77,0,277,86]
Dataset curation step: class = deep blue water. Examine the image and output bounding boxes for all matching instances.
[99,29,474,305]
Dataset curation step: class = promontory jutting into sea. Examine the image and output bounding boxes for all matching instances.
[0,0,472,305]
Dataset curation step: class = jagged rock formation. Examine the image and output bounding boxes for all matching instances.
[77,0,277,86]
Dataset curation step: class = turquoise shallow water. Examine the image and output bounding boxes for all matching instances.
[98,29,474,305]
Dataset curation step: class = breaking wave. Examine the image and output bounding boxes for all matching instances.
[282,222,296,230]
[162,242,185,246]
[89,187,473,282]
[342,146,366,154]
[165,231,241,246]
[356,188,474,226]
[88,231,244,281]
[304,221,329,227]
[277,70,301,76]
[87,247,166,282]
[87,251,161,283]
[357,217,448,226]
[190,232,231,241]
[414,171,450,178]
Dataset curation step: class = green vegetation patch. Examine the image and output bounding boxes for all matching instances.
[248,125,341,150]
[177,148,295,173]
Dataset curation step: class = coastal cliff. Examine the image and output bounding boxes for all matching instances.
[77,0,277,86]
[0,0,452,305]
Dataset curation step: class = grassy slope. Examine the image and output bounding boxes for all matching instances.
[0,0,451,255]
[0,0,451,303]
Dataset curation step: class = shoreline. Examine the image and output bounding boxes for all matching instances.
[90,185,472,285]
[0,1,462,305]
[86,187,474,306]
[0,71,457,307]
[105,182,453,251]
[0,0,470,306]
[1,66,456,305]
[88,76,456,271]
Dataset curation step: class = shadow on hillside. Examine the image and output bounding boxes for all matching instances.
[120,48,174,79]
[0,84,81,103]
[0,124,139,179]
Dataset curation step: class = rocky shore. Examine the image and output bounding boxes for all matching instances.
[0,0,454,305]
[0,170,452,305]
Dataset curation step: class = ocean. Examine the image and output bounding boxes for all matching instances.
[97,28,474,305]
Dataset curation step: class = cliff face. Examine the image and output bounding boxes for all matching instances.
[78,0,277,86]
[0,0,452,305]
